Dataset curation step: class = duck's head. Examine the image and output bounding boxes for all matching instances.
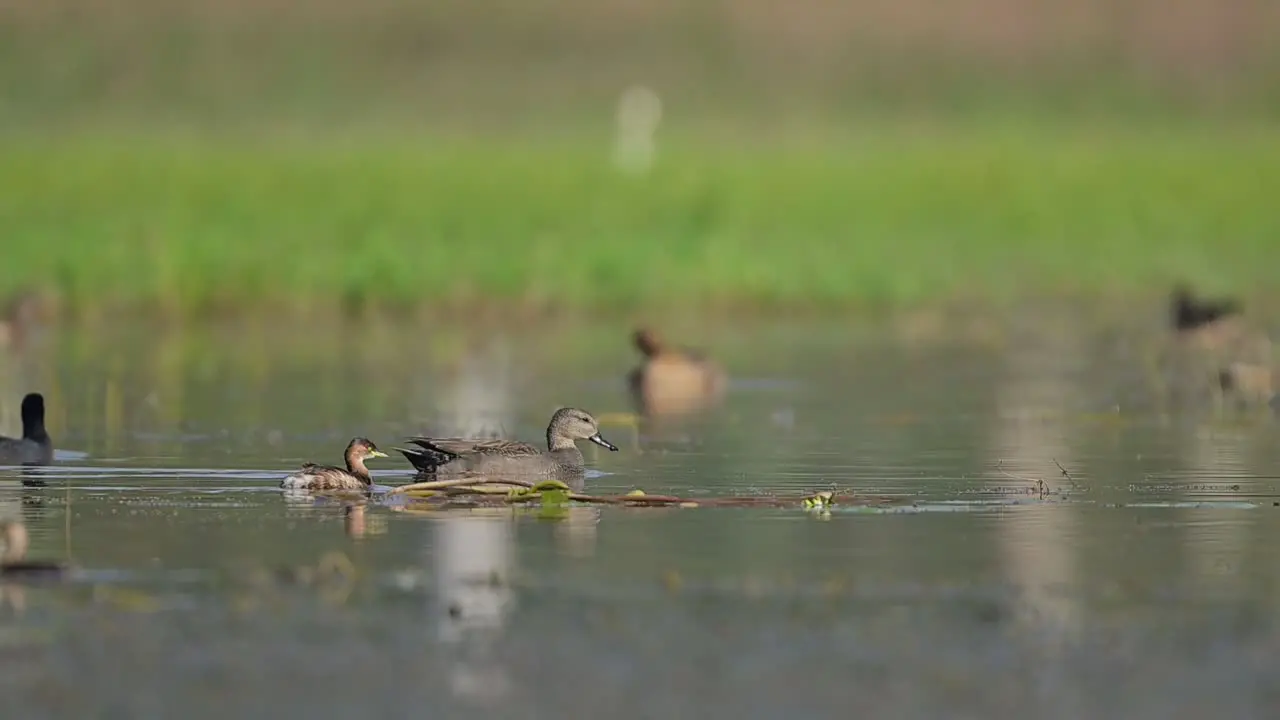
[20,393,43,421]
[1170,283,1242,331]
[20,393,47,441]
[633,327,664,358]
[549,407,619,451]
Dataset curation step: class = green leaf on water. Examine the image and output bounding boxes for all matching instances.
[539,488,570,507]
[535,488,571,520]
[531,480,572,493]
[802,491,835,511]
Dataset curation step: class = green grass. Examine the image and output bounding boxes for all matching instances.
[3,123,1279,317]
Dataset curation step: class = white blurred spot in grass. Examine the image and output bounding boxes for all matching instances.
[612,85,662,175]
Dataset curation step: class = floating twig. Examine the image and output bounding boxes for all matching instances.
[996,459,1037,484]
[996,459,1049,498]
[1052,458,1081,491]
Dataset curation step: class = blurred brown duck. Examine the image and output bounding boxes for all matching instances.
[1168,285,1274,404]
[1170,284,1246,350]
[0,393,53,466]
[1,521,69,580]
[280,437,388,492]
[397,407,618,479]
[627,327,726,415]
[1218,361,1274,405]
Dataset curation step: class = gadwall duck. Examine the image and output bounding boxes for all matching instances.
[0,393,53,466]
[1170,284,1247,350]
[280,437,389,491]
[397,407,618,479]
[1,521,68,580]
[1163,285,1274,406]
[627,327,726,415]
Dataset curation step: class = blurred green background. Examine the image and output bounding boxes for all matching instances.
[2,0,1278,318]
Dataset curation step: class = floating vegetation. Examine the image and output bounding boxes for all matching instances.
[386,478,902,512]
[802,491,834,511]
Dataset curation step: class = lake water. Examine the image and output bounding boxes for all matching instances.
[2,307,1279,719]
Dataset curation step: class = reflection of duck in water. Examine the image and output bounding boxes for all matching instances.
[280,438,388,492]
[0,393,53,466]
[1,521,69,580]
[627,327,726,416]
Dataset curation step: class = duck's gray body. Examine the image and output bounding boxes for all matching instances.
[397,407,617,482]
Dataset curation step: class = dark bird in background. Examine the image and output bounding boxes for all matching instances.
[1170,284,1242,333]
[1165,284,1275,406]
[0,393,53,466]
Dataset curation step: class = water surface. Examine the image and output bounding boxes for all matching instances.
[2,310,1279,718]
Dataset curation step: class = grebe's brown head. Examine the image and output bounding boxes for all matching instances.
[345,437,388,462]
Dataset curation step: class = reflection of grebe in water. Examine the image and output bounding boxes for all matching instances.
[344,504,366,539]
[1,521,69,580]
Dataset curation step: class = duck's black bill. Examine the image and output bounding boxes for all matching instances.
[588,433,619,451]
